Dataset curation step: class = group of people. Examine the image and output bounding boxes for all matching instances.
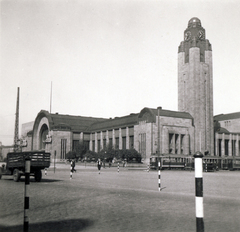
[70,158,103,178]
[70,158,127,178]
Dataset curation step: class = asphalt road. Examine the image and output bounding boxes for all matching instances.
[0,164,240,232]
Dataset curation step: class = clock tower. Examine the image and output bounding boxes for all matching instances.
[178,17,214,155]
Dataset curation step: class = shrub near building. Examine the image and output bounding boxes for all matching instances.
[81,148,142,163]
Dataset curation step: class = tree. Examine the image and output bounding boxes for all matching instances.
[74,141,88,161]
[66,151,77,161]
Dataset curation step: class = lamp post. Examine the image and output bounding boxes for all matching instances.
[54,150,56,173]
[157,107,162,191]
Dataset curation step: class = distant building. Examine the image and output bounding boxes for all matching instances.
[0,144,14,161]
[214,112,240,157]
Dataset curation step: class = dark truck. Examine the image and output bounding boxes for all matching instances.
[0,151,51,182]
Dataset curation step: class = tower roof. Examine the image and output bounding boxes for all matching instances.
[188,17,201,28]
[178,17,212,61]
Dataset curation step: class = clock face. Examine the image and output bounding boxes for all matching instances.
[184,31,191,41]
[198,30,204,39]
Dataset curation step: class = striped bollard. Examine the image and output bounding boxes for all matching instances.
[148,163,149,172]
[44,168,47,176]
[24,157,31,232]
[194,151,204,232]
[158,160,161,191]
[118,162,119,173]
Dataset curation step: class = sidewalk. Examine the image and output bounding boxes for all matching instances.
[48,162,148,170]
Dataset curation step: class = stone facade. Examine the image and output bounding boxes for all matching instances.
[178,17,214,155]
[214,113,240,157]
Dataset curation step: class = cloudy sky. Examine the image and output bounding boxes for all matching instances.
[1,0,240,145]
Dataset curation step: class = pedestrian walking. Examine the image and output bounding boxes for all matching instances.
[97,158,102,174]
[71,159,76,173]
[70,159,76,179]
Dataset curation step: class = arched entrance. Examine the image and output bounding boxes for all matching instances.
[39,124,48,150]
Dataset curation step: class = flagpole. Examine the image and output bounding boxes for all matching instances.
[50,81,52,114]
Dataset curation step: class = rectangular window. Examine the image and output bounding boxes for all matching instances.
[140,133,146,159]
[109,138,113,149]
[225,140,229,156]
[92,140,95,152]
[115,138,119,149]
[169,133,174,154]
[103,139,106,150]
[97,140,101,152]
[72,140,79,151]
[122,137,126,150]
[175,134,179,154]
[218,139,222,157]
[61,139,67,160]
[129,136,134,149]
[84,141,90,151]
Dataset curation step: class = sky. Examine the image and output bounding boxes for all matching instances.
[1,0,240,145]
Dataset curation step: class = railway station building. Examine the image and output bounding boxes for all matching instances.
[20,18,240,163]
[22,108,195,162]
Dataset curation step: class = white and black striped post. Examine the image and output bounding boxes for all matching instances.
[24,157,31,232]
[194,151,204,232]
[158,159,161,191]
[147,163,149,172]
[44,168,47,176]
[70,161,73,179]
[118,162,119,173]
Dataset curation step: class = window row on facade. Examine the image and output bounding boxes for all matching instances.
[215,133,240,157]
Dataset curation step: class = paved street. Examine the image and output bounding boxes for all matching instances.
[0,164,240,232]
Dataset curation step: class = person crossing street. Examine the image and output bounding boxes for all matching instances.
[97,158,102,174]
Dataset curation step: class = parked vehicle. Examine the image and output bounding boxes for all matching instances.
[0,151,51,182]
[150,154,193,170]
[149,154,240,172]
[222,156,240,171]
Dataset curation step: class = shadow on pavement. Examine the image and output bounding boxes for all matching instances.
[0,218,94,232]
[3,178,63,183]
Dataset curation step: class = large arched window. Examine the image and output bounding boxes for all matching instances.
[39,124,48,150]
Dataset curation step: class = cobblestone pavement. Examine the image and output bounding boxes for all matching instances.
[0,164,240,232]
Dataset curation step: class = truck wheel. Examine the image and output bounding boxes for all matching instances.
[13,169,21,182]
[35,170,42,182]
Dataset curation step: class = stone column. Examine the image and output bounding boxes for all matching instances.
[163,127,168,154]
[172,134,176,154]
[185,134,190,155]
[100,131,103,151]
[229,134,232,156]
[215,132,218,156]
[178,134,181,154]
[119,128,122,149]
[106,130,109,144]
[126,127,129,149]
[221,133,225,156]
[236,134,239,156]
[90,133,93,150]
[95,132,98,152]
[112,129,115,148]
